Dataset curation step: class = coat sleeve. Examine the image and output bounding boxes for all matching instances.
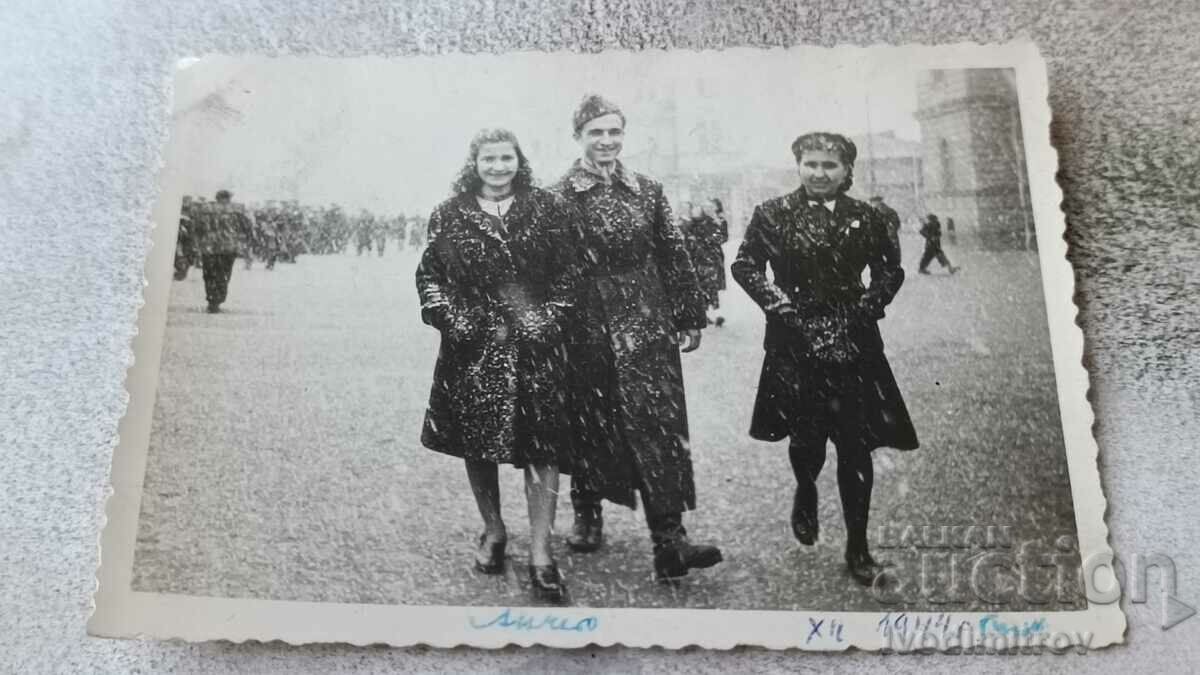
[859,209,905,319]
[731,205,791,313]
[415,208,452,327]
[649,183,707,331]
[544,195,583,311]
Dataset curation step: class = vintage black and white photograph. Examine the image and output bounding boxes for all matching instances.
[92,44,1121,649]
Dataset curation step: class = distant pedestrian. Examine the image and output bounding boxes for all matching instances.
[918,214,959,274]
[196,189,252,313]
[868,195,902,259]
[688,199,729,326]
[946,217,957,246]
[174,196,197,281]
[375,217,388,256]
[355,210,375,256]
[408,216,426,251]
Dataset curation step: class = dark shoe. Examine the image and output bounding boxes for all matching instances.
[845,549,886,587]
[653,539,724,582]
[566,509,603,553]
[790,486,819,546]
[949,265,961,274]
[918,269,931,275]
[528,562,568,604]
[714,316,725,327]
[473,534,507,575]
[206,303,221,314]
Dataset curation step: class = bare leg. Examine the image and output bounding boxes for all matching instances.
[465,459,506,547]
[524,463,559,567]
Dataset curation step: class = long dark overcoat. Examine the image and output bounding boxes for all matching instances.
[416,188,580,467]
[683,214,729,303]
[731,187,919,450]
[554,160,708,514]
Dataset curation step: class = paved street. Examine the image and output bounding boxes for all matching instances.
[133,234,1083,612]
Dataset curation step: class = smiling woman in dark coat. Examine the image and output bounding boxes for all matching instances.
[731,131,919,586]
[416,128,580,604]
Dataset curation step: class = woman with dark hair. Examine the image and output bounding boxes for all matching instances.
[731,131,919,586]
[416,128,580,604]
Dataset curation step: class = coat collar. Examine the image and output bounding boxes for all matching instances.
[787,187,853,214]
[782,187,870,247]
[451,191,534,245]
[564,159,641,195]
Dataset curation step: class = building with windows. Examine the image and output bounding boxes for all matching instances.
[915,68,1035,249]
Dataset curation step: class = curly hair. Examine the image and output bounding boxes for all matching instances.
[790,131,857,194]
[450,128,536,197]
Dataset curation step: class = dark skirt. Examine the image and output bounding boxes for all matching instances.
[748,344,919,451]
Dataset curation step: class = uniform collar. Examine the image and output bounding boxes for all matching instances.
[565,158,641,194]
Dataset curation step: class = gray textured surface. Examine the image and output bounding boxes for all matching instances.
[2,0,1198,672]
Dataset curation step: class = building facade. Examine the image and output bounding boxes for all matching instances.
[915,68,1035,250]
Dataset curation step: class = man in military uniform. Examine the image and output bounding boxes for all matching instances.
[321,203,347,254]
[869,195,903,260]
[355,209,376,256]
[196,189,252,313]
[280,200,306,263]
[407,213,425,252]
[174,196,197,280]
[253,201,282,270]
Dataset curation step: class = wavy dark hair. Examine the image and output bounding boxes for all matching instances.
[790,131,857,195]
[450,128,536,197]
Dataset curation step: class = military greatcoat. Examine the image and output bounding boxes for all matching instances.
[554,160,707,514]
[683,213,729,304]
[416,188,580,467]
[731,187,919,451]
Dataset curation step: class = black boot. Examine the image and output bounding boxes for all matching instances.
[791,484,819,545]
[566,505,603,553]
[648,512,723,582]
[845,546,886,587]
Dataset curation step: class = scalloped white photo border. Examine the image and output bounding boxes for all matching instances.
[90,41,1124,650]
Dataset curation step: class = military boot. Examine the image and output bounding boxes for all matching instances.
[648,512,723,582]
[566,505,603,553]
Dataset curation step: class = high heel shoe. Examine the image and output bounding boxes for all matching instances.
[528,562,568,604]
[473,534,507,575]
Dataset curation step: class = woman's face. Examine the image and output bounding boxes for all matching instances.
[797,149,848,197]
[689,203,704,218]
[475,141,519,191]
[576,113,625,164]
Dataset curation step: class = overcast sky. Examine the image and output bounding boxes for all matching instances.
[174,49,925,213]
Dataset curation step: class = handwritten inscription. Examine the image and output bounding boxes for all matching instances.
[469,608,599,633]
[804,616,845,645]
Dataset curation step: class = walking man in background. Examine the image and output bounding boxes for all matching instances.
[197,189,252,313]
[918,213,959,275]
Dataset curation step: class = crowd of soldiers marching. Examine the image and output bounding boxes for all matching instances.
[173,189,428,313]
[171,188,740,318]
